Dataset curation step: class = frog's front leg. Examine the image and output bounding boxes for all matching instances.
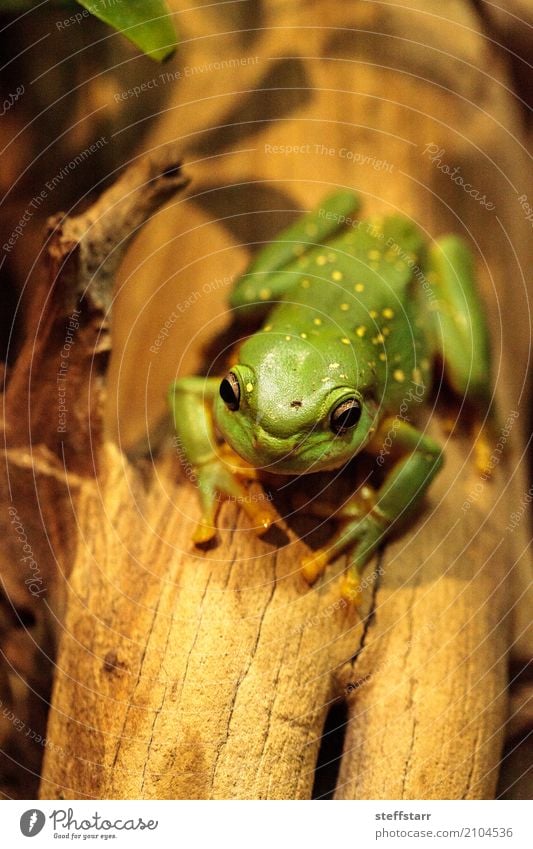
[301,418,443,602]
[168,377,277,544]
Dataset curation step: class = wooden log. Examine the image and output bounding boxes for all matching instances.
[33,0,533,799]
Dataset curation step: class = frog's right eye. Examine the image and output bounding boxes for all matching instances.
[219,372,241,411]
[330,397,362,433]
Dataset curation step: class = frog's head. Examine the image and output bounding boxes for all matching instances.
[212,331,379,474]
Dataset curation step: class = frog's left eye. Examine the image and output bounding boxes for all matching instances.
[330,398,362,433]
[219,372,241,411]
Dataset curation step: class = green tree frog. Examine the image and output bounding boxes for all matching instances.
[168,192,491,600]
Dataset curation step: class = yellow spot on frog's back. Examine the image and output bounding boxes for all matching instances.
[412,367,423,384]
[354,283,365,292]
[301,278,311,288]
[372,333,385,345]
[329,362,340,369]
[339,302,349,311]
[382,307,394,319]
[285,335,291,341]
[300,332,308,339]
[246,382,254,393]
[369,309,378,319]
[368,249,380,261]
[259,288,271,300]
[313,317,322,326]
[263,325,272,332]
[393,369,405,382]
[332,270,343,281]
[379,352,387,361]
[316,255,327,266]
[341,337,351,345]
[356,325,367,337]
[382,326,390,336]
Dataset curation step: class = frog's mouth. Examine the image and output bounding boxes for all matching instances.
[266,443,354,474]
[223,426,354,475]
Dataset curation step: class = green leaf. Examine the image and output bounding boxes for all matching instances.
[76,0,178,62]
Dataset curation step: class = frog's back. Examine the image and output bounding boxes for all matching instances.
[292,213,424,298]
[259,213,432,406]
[274,214,428,331]
[239,212,427,320]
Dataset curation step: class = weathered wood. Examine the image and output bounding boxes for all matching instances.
[0,148,188,797]
[35,0,532,799]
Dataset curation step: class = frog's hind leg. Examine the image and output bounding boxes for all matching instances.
[229,191,361,320]
[427,236,491,400]
[427,236,493,474]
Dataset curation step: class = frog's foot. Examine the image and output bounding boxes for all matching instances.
[471,419,494,478]
[339,568,364,607]
[301,510,386,602]
[194,455,277,544]
[300,548,331,584]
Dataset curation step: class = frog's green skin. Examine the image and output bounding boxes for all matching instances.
[168,192,491,600]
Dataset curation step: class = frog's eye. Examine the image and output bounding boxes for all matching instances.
[330,398,362,433]
[219,372,241,411]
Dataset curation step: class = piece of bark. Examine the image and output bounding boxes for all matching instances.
[36,0,533,800]
[0,147,188,797]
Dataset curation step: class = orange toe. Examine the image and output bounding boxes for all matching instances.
[301,550,330,584]
[340,575,362,606]
[193,521,217,545]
